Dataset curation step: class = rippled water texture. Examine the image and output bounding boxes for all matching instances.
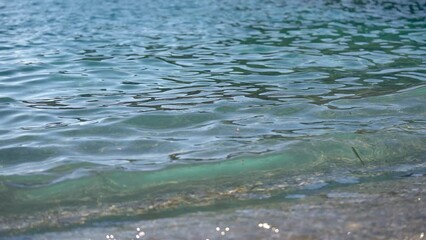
[0,0,425,237]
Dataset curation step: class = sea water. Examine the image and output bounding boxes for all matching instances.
[0,0,425,238]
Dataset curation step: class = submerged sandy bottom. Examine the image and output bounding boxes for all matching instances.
[5,174,424,240]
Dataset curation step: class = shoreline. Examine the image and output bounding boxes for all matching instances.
[2,171,424,240]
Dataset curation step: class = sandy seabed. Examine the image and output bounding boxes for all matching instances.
[3,174,424,240]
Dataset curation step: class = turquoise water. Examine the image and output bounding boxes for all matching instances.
[1,0,425,238]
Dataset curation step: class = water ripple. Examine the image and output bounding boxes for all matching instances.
[0,0,425,176]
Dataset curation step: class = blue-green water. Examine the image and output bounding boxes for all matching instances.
[1,0,425,238]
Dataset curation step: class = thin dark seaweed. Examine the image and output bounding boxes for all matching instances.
[351,147,365,166]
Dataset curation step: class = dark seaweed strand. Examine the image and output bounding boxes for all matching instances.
[351,147,366,166]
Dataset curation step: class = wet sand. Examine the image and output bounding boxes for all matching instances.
[3,173,424,240]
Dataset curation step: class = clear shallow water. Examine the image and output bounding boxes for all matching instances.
[0,0,425,237]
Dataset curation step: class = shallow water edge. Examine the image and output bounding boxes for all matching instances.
[2,169,425,240]
[1,130,425,238]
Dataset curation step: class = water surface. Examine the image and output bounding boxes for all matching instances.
[0,0,425,238]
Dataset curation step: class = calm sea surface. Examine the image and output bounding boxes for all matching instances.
[0,0,425,238]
